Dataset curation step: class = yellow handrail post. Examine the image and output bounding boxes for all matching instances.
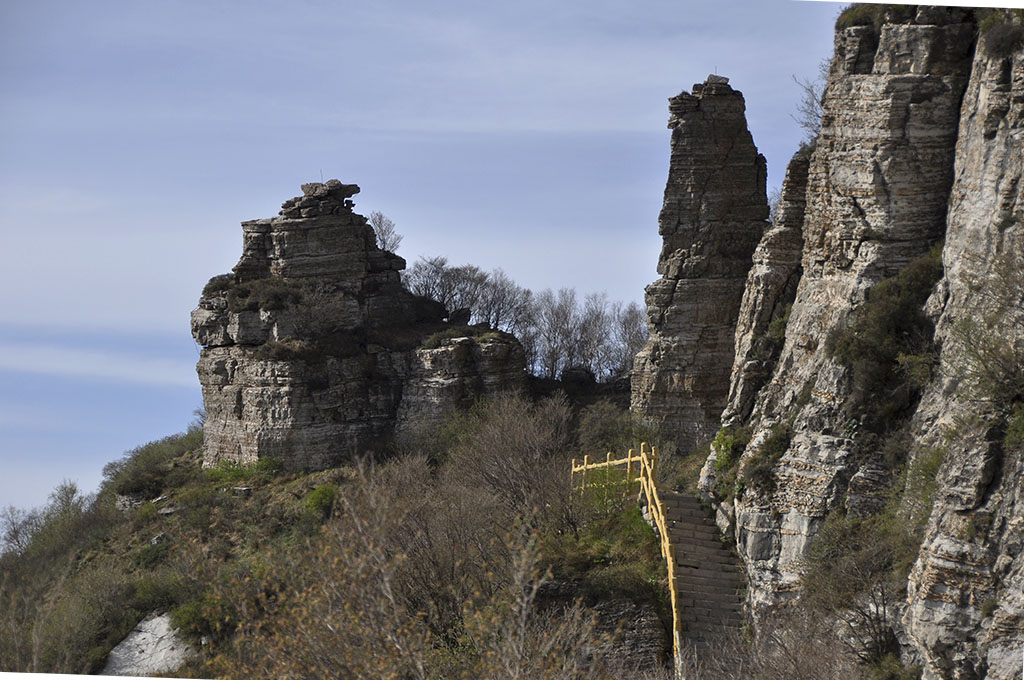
[581,454,589,497]
[626,448,635,491]
[570,458,577,495]
[605,451,612,506]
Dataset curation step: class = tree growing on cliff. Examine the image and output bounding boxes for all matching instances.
[792,58,830,144]
[369,211,402,252]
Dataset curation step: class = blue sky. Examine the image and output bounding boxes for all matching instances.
[0,0,850,510]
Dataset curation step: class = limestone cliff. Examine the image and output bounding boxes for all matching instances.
[701,6,976,613]
[634,7,1024,678]
[630,75,769,454]
[192,181,526,470]
[901,23,1024,680]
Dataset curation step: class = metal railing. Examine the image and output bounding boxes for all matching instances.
[570,442,682,664]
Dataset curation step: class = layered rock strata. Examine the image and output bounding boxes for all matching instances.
[901,26,1024,680]
[192,182,526,470]
[694,9,978,619]
[722,146,810,425]
[395,335,528,441]
[631,75,769,454]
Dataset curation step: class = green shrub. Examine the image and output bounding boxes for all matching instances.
[741,421,793,495]
[202,273,234,297]
[983,21,1024,58]
[800,509,918,663]
[864,653,922,680]
[836,4,917,31]
[131,570,185,611]
[103,427,203,499]
[306,484,339,519]
[420,325,512,350]
[541,504,664,604]
[205,457,283,484]
[827,245,943,430]
[170,595,237,641]
[227,277,302,313]
[712,426,752,472]
[903,446,946,530]
[132,540,171,569]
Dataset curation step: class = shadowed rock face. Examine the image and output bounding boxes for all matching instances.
[192,182,525,470]
[630,76,769,454]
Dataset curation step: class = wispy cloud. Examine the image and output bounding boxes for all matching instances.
[0,343,197,388]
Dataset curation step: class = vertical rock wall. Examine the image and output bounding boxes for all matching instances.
[630,76,769,454]
[722,146,810,426]
[902,27,1024,680]
[696,11,977,616]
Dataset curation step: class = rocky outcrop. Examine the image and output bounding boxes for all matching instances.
[694,9,978,618]
[653,7,1024,678]
[192,182,525,470]
[395,334,528,440]
[722,146,810,425]
[631,75,769,454]
[901,25,1024,680]
[102,612,194,677]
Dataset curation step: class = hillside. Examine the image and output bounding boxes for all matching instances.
[2,5,1024,680]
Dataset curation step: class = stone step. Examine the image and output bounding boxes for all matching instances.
[675,543,736,559]
[685,612,744,628]
[676,553,742,568]
[667,524,720,540]
[678,543,735,557]
[664,507,710,521]
[680,601,742,617]
[674,576,743,597]
[675,593,741,610]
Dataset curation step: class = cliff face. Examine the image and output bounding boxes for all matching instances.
[635,7,1024,678]
[395,335,528,441]
[702,8,976,612]
[192,182,526,470]
[902,25,1024,680]
[630,76,769,454]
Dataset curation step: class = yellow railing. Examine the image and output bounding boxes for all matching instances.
[570,442,682,665]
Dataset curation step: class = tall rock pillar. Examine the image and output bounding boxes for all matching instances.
[631,75,769,453]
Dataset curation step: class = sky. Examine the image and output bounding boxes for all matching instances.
[0,0,854,511]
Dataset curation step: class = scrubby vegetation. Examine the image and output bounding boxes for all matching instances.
[977,8,1024,58]
[419,325,513,349]
[0,396,675,678]
[835,4,917,32]
[827,244,943,433]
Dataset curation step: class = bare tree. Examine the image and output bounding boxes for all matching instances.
[0,506,39,555]
[792,58,830,144]
[477,269,533,336]
[613,300,648,374]
[768,185,783,223]
[368,210,402,252]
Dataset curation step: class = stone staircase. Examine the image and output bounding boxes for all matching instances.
[661,491,745,647]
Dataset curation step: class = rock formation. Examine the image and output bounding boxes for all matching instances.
[192,181,526,470]
[637,7,1024,678]
[102,612,194,677]
[901,23,1024,680]
[395,335,527,441]
[631,75,769,454]
[701,6,976,615]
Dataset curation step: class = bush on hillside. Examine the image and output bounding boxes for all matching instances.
[103,427,203,500]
